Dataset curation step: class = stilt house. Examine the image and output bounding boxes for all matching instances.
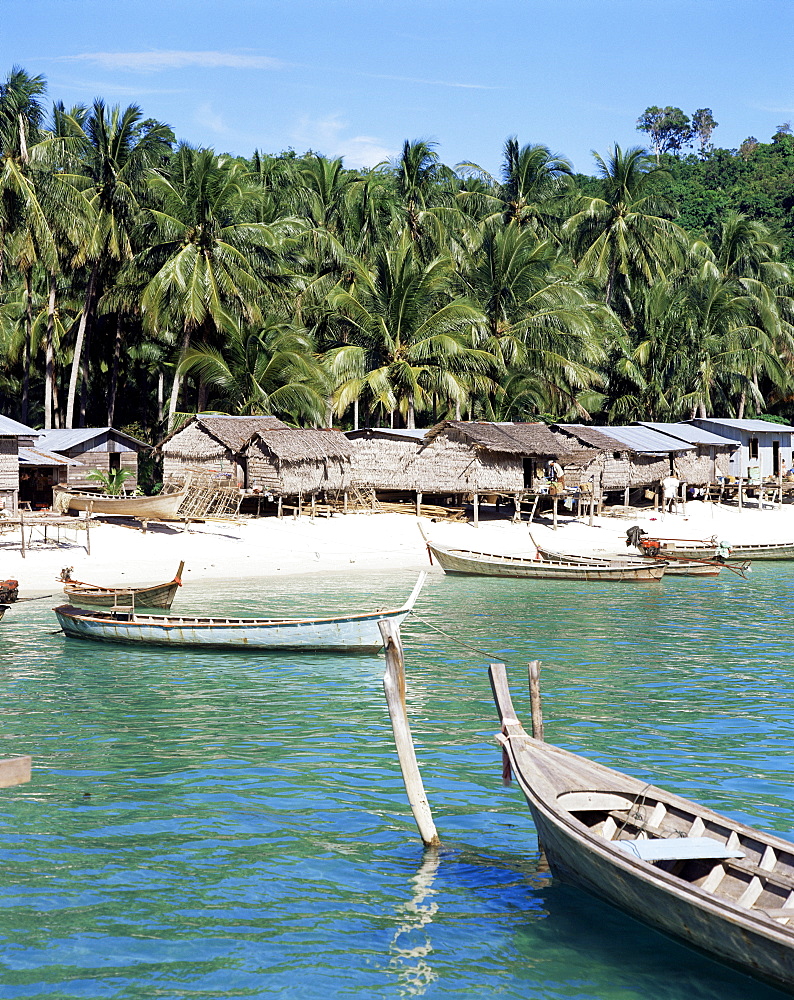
[347,428,427,490]
[243,429,353,495]
[635,422,738,484]
[159,415,288,486]
[687,418,793,479]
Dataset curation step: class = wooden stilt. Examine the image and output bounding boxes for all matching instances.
[513,493,521,523]
[277,495,283,519]
[528,660,544,741]
[343,490,348,513]
[85,503,92,555]
[623,485,630,511]
[311,494,316,521]
[379,618,440,849]
[19,508,25,559]
[416,490,422,517]
[473,491,479,526]
[553,496,558,529]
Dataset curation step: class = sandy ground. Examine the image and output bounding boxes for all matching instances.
[3,499,794,596]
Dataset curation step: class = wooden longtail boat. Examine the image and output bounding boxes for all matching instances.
[54,573,427,652]
[532,541,722,578]
[426,541,666,581]
[53,485,188,519]
[0,604,10,621]
[490,661,794,994]
[727,541,794,560]
[60,561,185,609]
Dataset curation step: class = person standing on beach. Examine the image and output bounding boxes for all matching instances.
[661,474,680,512]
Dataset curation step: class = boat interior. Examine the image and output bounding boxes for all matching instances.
[560,788,794,923]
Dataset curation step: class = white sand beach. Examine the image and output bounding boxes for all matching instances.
[5,499,794,596]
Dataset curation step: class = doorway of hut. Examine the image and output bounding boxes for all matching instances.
[773,441,781,476]
[522,457,534,488]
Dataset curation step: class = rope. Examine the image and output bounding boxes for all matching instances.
[410,611,501,659]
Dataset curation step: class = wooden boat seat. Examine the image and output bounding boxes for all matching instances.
[615,836,745,862]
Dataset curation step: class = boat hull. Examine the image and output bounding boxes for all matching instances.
[429,544,666,581]
[490,664,794,995]
[727,543,794,560]
[63,580,180,609]
[55,605,412,652]
[538,546,720,578]
[55,487,188,519]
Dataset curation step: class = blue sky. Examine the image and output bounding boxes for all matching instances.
[2,0,792,175]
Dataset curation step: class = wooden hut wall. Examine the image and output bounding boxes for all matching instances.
[66,449,138,488]
[162,422,230,480]
[349,437,423,490]
[0,437,18,511]
[673,447,723,486]
[412,431,523,492]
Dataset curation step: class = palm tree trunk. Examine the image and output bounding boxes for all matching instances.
[737,388,746,420]
[157,372,165,425]
[407,394,415,429]
[44,272,56,429]
[353,398,359,431]
[66,262,98,429]
[21,270,33,424]
[106,313,123,426]
[167,325,192,432]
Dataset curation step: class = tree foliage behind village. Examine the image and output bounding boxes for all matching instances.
[2,69,794,456]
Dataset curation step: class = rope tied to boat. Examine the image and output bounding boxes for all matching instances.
[410,612,501,659]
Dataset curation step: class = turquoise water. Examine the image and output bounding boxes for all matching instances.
[1,565,793,999]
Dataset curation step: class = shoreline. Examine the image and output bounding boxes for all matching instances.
[4,500,794,596]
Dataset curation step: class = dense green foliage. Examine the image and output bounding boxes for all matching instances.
[2,68,794,448]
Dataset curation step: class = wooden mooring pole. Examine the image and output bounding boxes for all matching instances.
[528,660,544,741]
[379,618,440,849]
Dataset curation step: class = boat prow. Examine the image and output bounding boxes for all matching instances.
[489,662,794,994]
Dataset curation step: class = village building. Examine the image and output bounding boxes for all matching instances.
[35,427,146,491]
[243,428,353,496]
[635,422,738,484]
[159,415,288,486]
[347,421,591,497]
[687,417,793,480]
[552,424,696,497]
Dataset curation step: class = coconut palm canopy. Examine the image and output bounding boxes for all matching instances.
[2,65,794,481]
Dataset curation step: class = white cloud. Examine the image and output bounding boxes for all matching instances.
[364,72,498,91]
[65,50,285,73]
[194,103,230,136]
[293,114,395,169]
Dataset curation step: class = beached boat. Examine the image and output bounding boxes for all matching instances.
[59,561,185,609]
[53,485,188,519]
[639,533,794,562]
[426,540,666,581]
[490,661,794,994]
[54,573,427,652]
[0,579,18,603]
[0,604,10,621]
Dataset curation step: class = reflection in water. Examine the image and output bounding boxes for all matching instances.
[388,849,440,996]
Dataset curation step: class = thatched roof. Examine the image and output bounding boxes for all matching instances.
[553,424,629,452]
[247,428,353,463]
[159,414,289,456]
[425,420,575,457]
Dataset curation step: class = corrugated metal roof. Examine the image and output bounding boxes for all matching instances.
[18,447,82,467]
[636,422,739,448]
[0,415,39,437]
[589,424,694,454]
[689,417,793,434]
[345,427,428,441]
[36,427,147,452]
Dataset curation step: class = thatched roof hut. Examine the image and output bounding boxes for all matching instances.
[244,429,353,495]
[347,421,593,493]
[160,415,288,485]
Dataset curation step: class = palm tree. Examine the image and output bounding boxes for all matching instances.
[59,99,173,427]
[327,235,492,427]
[565,145,686,313]
[459,138,574,238]
[455,221,606,419]
[178,319,328,422]
[135,144,301,429]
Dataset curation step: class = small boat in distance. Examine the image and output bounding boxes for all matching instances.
[425,539,666,581]
[59,561,185,609]
[54,573,427,653]
[53,485,188,520]
[490,662,794,994]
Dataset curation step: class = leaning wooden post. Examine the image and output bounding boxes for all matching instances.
[528,660,544,741]
[19,507,25,559]
[379,619,440,849]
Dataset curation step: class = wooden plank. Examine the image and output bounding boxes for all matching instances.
[0,755,31,788]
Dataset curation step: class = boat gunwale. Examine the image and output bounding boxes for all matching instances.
[54,603,414,628]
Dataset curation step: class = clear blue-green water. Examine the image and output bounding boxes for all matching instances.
[1,565,793,999]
